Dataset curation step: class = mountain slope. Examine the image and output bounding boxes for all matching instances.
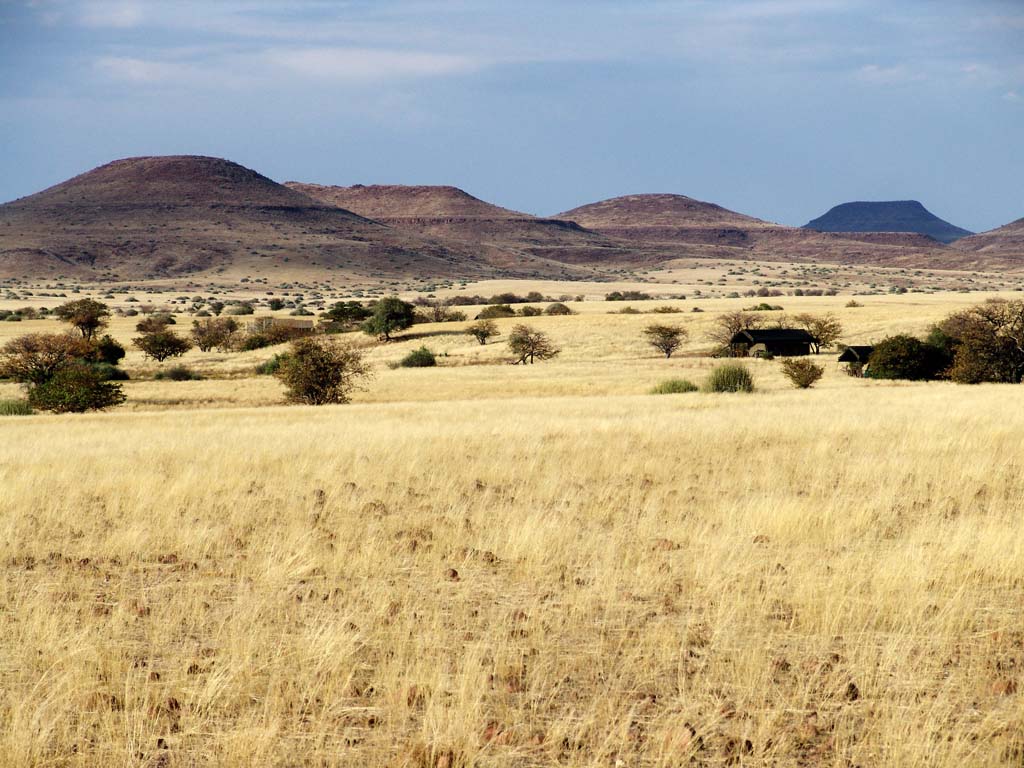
[286,182,625,266]
[953,217,1024,258]
[0,157,517,280]
[803,201,973,244]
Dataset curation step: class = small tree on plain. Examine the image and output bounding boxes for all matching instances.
[643,324,688,358]
[466,319,498,345]
[793,313,843,353]
[54,299,110,340]
[362,296,416,341]
[135,314,175,333]
[0,333,94,385]
[780,358,824,389]
[706,310,764,353]
[191,317,239,352]
[27,362,126,413]
[274,336,370,405]
[134,329,192,363]
[508,324,559,364]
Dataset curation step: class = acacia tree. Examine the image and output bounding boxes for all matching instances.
[936,298,1024,383]
[134,329,192,363]
[466,319,498,345]
[274,336,370,405]
[643,324,688,358]
[792,313,843,354]
[0,333,93,385]
[0,333,125,412]
[191,317,239,352]
[706,311,764,352]
[54,299,110,340]
[508,324,559,364]
[362,297,416,341]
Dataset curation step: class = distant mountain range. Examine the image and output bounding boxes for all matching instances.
[0,155,1019,280]
[803,200,973,244]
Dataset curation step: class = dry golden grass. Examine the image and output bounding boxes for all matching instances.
[1,290,1023,766]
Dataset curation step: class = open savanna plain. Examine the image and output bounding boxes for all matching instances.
[1,288,1023,766]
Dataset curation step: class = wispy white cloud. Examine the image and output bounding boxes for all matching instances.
[265,48,482,82]
[78,0,144,28]
[1004,90,1021,102]
[855,63,925,85]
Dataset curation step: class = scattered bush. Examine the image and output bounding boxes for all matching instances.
[191,317,239,352]
[255,353,290,375]
[744,303,784,311]
[135,313,175,333]
[90,362,130,381]
[134,329,193,363]
[650,378,699,394]
[92,335,126,366]
[0,399,33,416]
[274,337,371,405]
[154,365,202,381]
[466,319,498,345]
[399,347,437,368]
[476,304,517,320]
[0,333,94,385]
[703,364,754,393]
[544,302,573,316]
[650,305,682,314]
[606,291,649,301]
[780,358,824,389]
[519,306,543,317]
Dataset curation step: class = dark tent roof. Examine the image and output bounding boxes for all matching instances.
[838,345,874,362]
[730,328,818,344]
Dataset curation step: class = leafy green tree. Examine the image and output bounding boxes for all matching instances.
[27,362,126,413]
[134,329,193,363]
[867,335,949,381]
[54,299,110,340]
[92,335,126,366]
[275,337,370,405]
[324,300,372,326]
[362,297,416,341]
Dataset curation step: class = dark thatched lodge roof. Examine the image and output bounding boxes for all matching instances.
[730,328,818,345]
[838,345,874,363]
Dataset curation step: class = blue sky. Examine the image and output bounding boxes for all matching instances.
[1,0,1022,232]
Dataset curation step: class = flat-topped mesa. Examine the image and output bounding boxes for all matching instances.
[803,200,973,244]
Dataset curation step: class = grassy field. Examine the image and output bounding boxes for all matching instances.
[1,290,1023,766]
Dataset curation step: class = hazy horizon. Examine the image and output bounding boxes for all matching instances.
[2,0,1022,232]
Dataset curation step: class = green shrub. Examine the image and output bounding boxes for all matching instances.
[868,335,948,381]
[27,362,126,413]
[476,304,517,320]
[399,347,437,367]
[519,306,543,317]
[703,364,754,393]
[154,365,202,381]
[650,378,699,394]
[0,399,33,415]
[255,353,290,375]
[544,302,573,316]
[90,362,130,381]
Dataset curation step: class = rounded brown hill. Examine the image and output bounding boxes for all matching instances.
[288,182,627,266]
[557,193,772,230]
[285,183,524,219]
[955,217,1024,256]
[17,155,316,208]
[0,156,500,280]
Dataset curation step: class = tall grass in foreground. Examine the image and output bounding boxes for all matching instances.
[0,387,1022,766]
[0,398,32,415]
